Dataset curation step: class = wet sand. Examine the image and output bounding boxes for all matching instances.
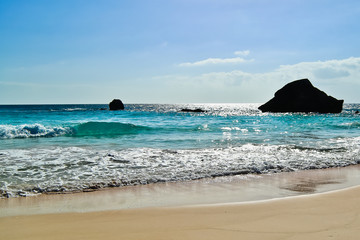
[2,165,360,217]
[1,166,360,239]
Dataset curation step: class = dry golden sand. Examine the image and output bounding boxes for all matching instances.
[1,185,360,240]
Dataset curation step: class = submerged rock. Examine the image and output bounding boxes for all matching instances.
[258,79,343,113]
[180,108,206,113]
[109,99,124,110]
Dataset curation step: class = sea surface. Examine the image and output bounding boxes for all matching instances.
[1,103,359,198]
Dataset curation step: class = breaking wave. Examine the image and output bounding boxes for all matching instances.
[0,124,70,139]
[0,122,152,139]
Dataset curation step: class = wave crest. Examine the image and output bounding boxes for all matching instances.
[0,122,151,139]
[0,124,69,139]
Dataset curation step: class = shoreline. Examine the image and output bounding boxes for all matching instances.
[1,178,360,239]
[1,165,360,217]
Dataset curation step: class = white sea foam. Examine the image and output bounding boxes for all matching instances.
[1,137,359,198]
[340,122,360,128]
[221,127,248,132]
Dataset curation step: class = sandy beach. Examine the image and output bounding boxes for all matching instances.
[1,185,360,240]
[1,166,360,240]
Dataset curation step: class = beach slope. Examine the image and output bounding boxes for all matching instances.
[1,186,360,240]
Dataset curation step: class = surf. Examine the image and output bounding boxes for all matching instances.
[0,122,152,139]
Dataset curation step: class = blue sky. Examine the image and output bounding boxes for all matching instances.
[1,0,360,104]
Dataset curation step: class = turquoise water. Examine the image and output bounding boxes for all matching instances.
[1,103,360,197]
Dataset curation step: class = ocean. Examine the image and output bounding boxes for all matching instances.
[1,103,359,198]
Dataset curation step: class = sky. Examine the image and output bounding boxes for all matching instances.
[1,0,360,104]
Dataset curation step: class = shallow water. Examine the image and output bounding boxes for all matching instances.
[1,103,359,197]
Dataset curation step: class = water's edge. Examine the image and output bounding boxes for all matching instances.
[1,165,360,217]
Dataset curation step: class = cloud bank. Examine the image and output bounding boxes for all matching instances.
[161,57,360,103]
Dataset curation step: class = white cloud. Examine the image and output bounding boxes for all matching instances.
[179,57,251,67]
[234,50,250,56]
[178,50,253,67]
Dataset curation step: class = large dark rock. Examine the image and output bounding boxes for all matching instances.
[109,99,124,110]
[258,79,343,113]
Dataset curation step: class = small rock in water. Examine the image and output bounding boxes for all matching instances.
[109,99,125,110]
[180,108,206,113]
[0,190,11,198]
[17,191,27,197]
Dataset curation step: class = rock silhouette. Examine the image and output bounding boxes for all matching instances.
[258,79,343,113]
[109,99,124,110]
